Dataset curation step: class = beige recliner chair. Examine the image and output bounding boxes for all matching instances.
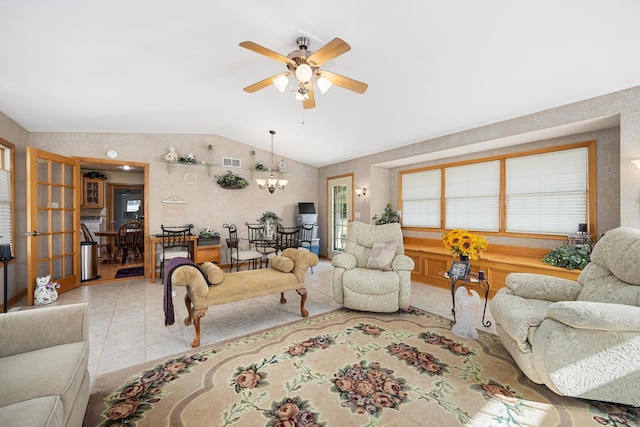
[490,226,640,406]
[331,221,414,312]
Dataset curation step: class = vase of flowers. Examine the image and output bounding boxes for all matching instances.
[441,229,488,260]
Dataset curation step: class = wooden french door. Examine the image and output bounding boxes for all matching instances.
[26,147,81,304]
[326,174,353,259]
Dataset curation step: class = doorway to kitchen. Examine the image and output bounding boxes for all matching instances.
[77,157,148,284]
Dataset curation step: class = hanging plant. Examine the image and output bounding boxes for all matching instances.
[83,171,108,180]
[216,171,249,189]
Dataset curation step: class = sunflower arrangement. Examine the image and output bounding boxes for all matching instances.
[441,229,488,260]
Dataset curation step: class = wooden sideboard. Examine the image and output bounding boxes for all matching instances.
[194,243,221,265]
[404,237,581,298]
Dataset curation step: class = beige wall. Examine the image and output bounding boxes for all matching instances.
[29,131,319,244]
[318,86,640,256]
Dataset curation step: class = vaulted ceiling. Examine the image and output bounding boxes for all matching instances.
[1,1,639,167]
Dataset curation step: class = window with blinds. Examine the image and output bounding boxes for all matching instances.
[0,145,12,253]
[401,169,441,227]
[445,161,500,231]
[399,143,592,235]
[506,147,587,234]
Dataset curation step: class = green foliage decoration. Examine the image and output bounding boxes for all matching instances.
[216,171,249,189]
[542,243,591,270]
[372,203,398,225]
[258,211,282,225]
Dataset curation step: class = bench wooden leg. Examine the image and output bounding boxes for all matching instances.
[296,288,309,317]
[184,295,194,325]
[184,295,208,347]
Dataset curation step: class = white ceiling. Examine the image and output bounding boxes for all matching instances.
[1,1,639,168]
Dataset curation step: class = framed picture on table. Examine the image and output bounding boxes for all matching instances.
[449,261,470,280]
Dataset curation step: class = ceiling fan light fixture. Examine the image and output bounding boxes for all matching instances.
[272,74,289,92]
[295,88,309,101]
[295,63,313,83]
[316,74,332,94]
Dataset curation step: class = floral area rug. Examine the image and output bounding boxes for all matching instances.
[84,308,639,426]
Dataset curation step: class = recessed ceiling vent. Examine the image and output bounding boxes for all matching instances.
[222,157,241,168]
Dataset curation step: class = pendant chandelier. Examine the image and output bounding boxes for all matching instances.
[255,130,289,193]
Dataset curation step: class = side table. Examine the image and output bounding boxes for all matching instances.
[441,271,491,328]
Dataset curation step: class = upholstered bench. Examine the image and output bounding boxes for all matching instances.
[165,248,319,347]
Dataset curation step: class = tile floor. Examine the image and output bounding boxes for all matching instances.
[15,259,496,378]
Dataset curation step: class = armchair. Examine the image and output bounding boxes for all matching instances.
[490,226,640,406]
[331,221,414,312]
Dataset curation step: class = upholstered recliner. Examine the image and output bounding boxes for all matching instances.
[331,221,414,312]
[490,226,640,406]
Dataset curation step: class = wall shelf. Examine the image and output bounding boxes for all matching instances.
[162,159,220,176]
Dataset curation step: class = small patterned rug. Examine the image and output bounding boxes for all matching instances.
[84,308,639,426]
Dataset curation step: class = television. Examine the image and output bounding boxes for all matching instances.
[298,202,316,214]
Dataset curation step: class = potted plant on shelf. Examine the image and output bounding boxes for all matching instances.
[258,211,282,239]
[216,171,249,189]
[198,226,221,246]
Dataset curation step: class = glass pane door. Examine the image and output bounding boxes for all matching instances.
[327,175,353,259]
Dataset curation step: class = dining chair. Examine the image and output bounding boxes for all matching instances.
[223,223,263,272]
[81,222,113,263]
[159,224,193,281]
[298,222,316,273]
[246,222,277,267]
[276,224,301,253]
[114,220,144,265]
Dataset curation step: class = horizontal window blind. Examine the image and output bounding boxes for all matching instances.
[401,169,440,227]
[0,169,11,250]
[506,148,587,234]
[445,161,500,231]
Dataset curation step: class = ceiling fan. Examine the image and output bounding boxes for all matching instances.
[240,36,368,109]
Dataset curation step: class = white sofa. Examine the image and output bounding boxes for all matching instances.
[490,227,640,406]
[0,303,90,426]
[331,222,414,312]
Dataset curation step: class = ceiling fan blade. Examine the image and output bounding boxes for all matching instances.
[303,89,316,109]
[321,70,368,94]
[243,72,288,93]
[239,41,296,66]
[306,38,351,67]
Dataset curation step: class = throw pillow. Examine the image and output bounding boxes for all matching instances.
[366,242,398,271]
[270,255,295,273]
[204,262,224,285]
